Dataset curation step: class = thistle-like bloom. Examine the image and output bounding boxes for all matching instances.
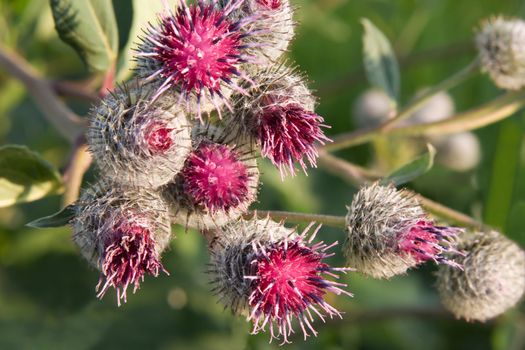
[72,181,172,305]
[87,82,191,189]
[135,0,261,118]
[344,183,463,279]
[230,64,331,177]
[96,217,167,304]
[163,125,259,230]
[437,231,525,322]
[209,219,352,343]
[476,16,525,90]
[181,142,250,213]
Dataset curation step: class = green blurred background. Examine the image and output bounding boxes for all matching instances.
[1,0,525,349]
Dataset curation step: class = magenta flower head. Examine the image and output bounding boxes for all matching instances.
[87,82,191,189]
[135,0,264,119]
[215,0,295,63]
[162,125,259,230]
[230,64,331,178]
[344,182,464,279]
[72,181,172,305]
[209,218,352,343]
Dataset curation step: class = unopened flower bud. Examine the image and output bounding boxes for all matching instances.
[437,231,525,321]
[344,183,463,279]
[409,90,455,125]
[476,16,525,90]
[87,83,191,189]
[230,64,331,177]
[72,181,172,305]
[351,89,392,128]
[163,126,259,230]
[434,132,481,172]
[209,218,352,343]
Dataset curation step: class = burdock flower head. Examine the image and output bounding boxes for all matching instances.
[231,64,331,177]
[209,218,352,343]
[163,125,259,230]
[72,181,172,305]
[215,0,295,63]
[135,0,264,119]
[476,16,525,90]
[437,231,525,322]
[87,82,191,189]
[344,182,463,279]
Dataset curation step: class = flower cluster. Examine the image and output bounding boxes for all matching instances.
[67,0,523,344]
[71,0,349,342]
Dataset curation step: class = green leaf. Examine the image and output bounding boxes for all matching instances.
[381,144,436,186]
[26,205,75,228]
[117,0,179,81]
[50,0,118,72]
[361,18,400,105]
[0,145,64,208]
[484,119,522,230]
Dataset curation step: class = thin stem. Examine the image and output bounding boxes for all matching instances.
[51,80,98,102]
[317,40,474,97]
[391,89,525,137]
[62,142,92,207]
[245,210,346,229]
[416,195,484,230]
[0,44,86,143]
[323,89,525,152]
[318,151,381,186]
[316,153,484,229]
[381,58,480,130]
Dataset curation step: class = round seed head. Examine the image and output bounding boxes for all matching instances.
[351,89,392,128]
[434,132,481,172]
[87,83,191,189]
[163,125,259,230]
[134,0,262,118]
[476,16,525,90]
[409,90,455,125]
[230,63,330,177]
[209,219,352,343]
[344,183,463,279]
[72,181,172,305]
[437,231,525,322]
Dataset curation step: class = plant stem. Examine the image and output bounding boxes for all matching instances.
[316,153,484,229]
[62,141,92,207]
[392,90,525,137]
[381,58,480,130]
[0,44,86,143]
[51,80,98,102]
[317,40,474,97]
[415,195,484,230]
[323,89,525,152]
[246,210,346,229]
[318,151,381,186]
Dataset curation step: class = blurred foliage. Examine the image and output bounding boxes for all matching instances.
[1,0,525,349]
